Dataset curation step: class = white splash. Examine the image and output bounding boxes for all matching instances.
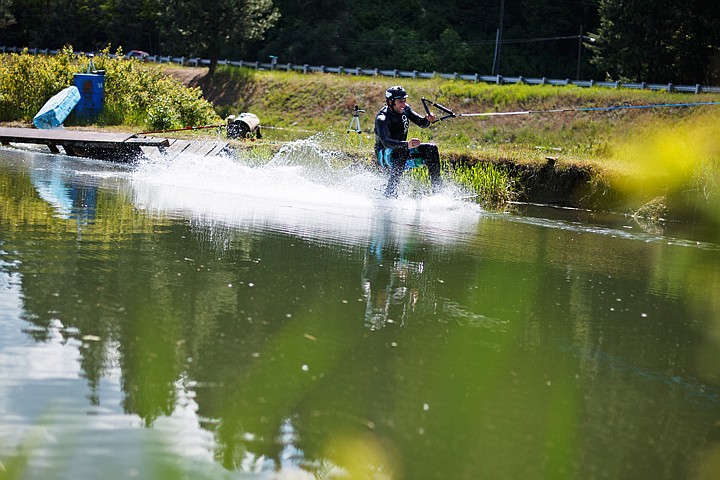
[131,138,484,247]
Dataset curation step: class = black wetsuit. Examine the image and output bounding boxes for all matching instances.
[374,104,441,197]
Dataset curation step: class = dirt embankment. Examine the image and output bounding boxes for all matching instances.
[164,66,207,84]
[164,66,259,111]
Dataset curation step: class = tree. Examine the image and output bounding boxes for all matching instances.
[0,0,107,51]
[100,0,164,54]
[0,0,15,29]
[158,0,279,75]
[591,0,720,84]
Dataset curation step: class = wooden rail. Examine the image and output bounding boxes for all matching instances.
[0,127,169,161]
[0,127,232,161]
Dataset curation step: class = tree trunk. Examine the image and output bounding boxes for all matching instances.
[208,49,219,76]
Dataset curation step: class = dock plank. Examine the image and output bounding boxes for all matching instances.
[0,127,168,146]
[165,139,193,156]
[191,142,220,157]
[0,127,229,161]
[206,143,230,156]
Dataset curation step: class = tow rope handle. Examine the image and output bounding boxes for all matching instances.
[421,97,457,122]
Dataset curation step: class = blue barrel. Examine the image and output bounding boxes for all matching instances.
[72,73,105,121]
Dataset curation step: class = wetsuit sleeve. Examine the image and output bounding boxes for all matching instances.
[375,111,408,149]
[406,106,431,128]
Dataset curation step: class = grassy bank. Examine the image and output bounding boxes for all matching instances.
[186,66,720,222]
[2,49,720,223]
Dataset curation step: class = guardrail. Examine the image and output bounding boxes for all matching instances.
[4,45,720,95]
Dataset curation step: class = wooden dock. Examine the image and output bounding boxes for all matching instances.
[162,138,230,158]
[0,127,230,161]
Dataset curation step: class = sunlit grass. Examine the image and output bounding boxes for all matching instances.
[446,161,517,208]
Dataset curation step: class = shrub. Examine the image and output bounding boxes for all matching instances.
[0,46,77,121]
[0,46,220,129]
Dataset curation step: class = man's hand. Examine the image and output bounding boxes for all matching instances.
[408,138,421,148]
[426,113,436,123]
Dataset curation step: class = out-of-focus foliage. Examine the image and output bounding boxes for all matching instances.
[605,110,720,221]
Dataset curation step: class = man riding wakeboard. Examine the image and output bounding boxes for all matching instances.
[374,85,442,197]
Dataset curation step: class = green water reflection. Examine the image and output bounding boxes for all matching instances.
[1,151,719,479]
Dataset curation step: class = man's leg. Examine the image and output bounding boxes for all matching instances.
[384,148,408,197]
[416,144,442,192]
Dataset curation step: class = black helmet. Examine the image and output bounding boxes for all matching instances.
[385,85,408,102]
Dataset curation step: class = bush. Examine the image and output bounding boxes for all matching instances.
[0,46,78,121]
[0,46,220,129]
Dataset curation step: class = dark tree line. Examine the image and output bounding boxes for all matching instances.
[592,0,720,85]
[241,0,600,80]
[1,0,719,84]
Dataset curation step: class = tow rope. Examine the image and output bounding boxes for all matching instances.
[421,97,720,122]
[136,124,225,135]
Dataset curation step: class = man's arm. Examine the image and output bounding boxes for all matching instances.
[406,106,433,128]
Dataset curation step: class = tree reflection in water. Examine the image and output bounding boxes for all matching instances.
[3,151,720,479]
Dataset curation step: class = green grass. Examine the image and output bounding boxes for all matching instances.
[447,161,517,208]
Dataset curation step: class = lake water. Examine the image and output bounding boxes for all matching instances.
[1,141,719,480]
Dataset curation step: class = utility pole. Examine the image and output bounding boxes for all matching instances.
[492,0,505,76]
[576,25,584,80]
[576,26,595,80]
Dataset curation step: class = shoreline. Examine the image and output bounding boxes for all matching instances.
[0,120,701,225]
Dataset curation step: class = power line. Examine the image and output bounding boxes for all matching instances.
[336,34,592,47]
